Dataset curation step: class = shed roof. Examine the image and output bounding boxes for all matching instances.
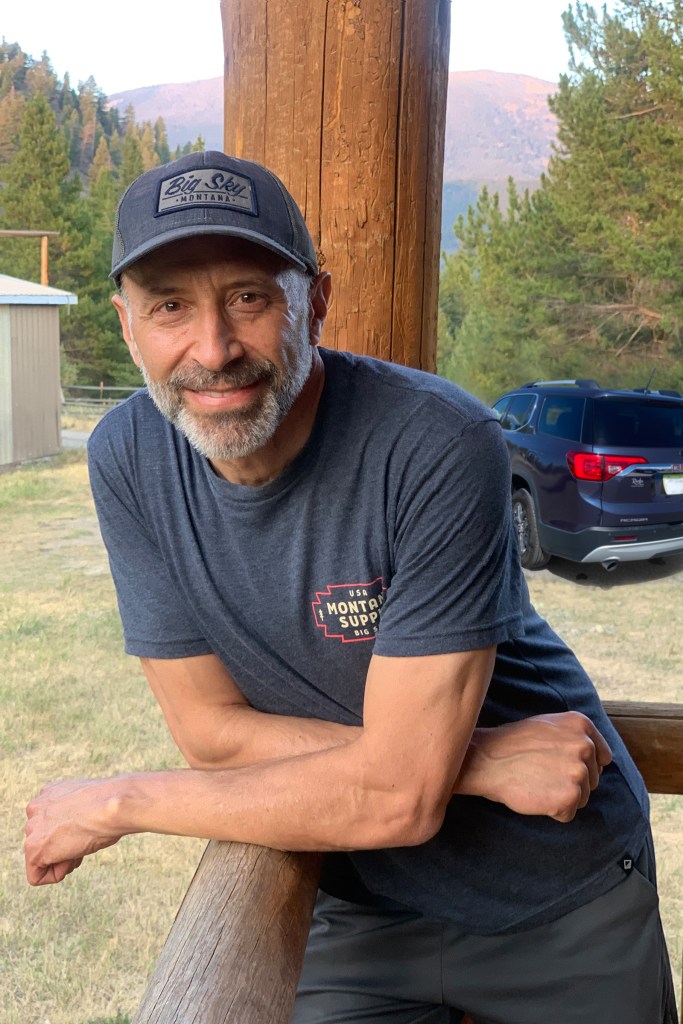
[0,274,78,306]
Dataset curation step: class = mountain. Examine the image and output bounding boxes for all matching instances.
[443,71,558,183]
[440,71,558,250]
[109,79,225,151]
[109,70,559,251]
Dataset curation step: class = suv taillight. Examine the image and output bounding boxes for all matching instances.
[566,452,647,481]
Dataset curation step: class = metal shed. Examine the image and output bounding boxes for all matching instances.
[0,274,77,467]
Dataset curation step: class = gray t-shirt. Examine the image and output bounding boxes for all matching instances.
[88,347,648,935]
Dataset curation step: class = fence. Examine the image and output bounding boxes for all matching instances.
[61,384,139,415]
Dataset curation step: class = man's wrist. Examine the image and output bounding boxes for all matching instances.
[453,728,502,802]
[99,773,154,837]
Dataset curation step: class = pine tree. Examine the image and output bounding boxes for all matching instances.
[0,86,25,163]
[109,128,123,170]
[0,92,81,283]
[89,135,112,183]
[154,116,171,163]
[0,41,28,97]
[61,138,138,385]
[78,76,99,174]
[439,0,683,399]
[139,121,159,171]
[120,121,144,188]
[24,51,57,98]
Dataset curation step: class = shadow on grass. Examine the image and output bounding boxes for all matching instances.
[534,551,683,588]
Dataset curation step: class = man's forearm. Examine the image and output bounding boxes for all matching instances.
[180,705,601,813]
[25,728,456,887]
[187,704,362,768]
[180,703,520,807]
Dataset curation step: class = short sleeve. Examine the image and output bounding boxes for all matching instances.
[87,427,212,659]
[373,418,525,657]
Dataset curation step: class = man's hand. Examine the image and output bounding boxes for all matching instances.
[457,712,613,822]
[25,778,124,886]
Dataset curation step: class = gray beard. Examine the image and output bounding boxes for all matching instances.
[138,344,313,461]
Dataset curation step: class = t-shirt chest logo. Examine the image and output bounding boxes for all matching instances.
[311,577,385,643]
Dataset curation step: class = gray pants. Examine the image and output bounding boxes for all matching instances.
[292,836,678,1023]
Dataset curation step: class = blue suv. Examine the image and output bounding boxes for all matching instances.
[492,380,683,571]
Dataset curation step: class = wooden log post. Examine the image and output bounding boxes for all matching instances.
[220,0,451,370]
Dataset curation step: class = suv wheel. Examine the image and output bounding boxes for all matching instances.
[511,489,550,570]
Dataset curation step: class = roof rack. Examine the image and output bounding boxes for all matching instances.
[522,379,601,390]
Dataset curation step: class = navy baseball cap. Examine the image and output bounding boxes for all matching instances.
[111,151,318,278]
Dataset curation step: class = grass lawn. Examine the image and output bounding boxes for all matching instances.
[0,451,680,1020]
[0,452,203,1024]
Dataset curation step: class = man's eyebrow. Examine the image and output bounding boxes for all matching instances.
[137,284,182,297]
[137,277,282,296]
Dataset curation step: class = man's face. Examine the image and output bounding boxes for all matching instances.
[112,237,318,461]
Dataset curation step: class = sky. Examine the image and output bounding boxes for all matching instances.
[3,0,619,96]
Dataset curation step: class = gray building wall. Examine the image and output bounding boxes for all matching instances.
[0,304,61,466]
[0,308,12,466]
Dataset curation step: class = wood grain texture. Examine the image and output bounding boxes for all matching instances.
[605,701,683,794]
[220,0,450,371]
[133,843,322,1023]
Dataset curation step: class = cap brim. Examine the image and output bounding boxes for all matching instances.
[110,223,310,278]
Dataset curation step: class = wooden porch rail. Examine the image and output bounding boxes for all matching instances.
[132,701,683,1023]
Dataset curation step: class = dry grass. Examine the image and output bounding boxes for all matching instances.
[0,453,203,1024]
[0,454,680,1020]
[60,409,106,434]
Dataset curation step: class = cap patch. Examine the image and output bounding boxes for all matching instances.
[156,167,257,217]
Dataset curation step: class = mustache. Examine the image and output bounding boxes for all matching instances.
[166,358,278,392]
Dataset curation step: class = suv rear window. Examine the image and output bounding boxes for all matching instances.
[593,399,683,447]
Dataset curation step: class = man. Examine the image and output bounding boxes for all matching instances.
[25,152,676,1023]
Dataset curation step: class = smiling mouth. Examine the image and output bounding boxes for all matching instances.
[184,381,263,409]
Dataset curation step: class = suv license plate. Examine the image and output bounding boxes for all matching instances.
[663,475,683,495]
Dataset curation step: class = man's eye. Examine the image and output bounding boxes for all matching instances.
[232,293,267,309]
[153,301,182,315]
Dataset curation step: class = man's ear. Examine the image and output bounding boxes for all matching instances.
[111,293,141,368]
[309,272,332,345]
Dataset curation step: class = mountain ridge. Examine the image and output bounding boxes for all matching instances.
[109,70,559,250]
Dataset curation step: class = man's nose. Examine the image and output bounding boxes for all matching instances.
[190,307,244,370]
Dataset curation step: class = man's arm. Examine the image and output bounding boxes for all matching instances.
[139,654,360,768]
[25,647,492,884]
[141,651,611,816]
[25,647,611,886]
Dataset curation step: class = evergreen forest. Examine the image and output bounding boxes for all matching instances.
[0,41,204,386]
[439,0,683,400]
